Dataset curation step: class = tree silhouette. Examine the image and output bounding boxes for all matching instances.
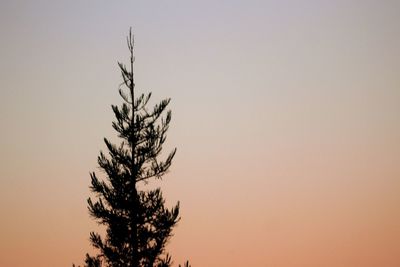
[75,28,190,267]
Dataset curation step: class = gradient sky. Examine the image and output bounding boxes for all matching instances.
[1,1,399,266]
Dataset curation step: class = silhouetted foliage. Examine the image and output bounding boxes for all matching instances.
[75,28,190,267]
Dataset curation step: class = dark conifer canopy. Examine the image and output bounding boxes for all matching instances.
[75,28,190,267]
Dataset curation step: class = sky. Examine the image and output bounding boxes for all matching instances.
[0,0,399,266]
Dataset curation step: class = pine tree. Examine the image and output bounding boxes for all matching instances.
[77,28,190,267]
